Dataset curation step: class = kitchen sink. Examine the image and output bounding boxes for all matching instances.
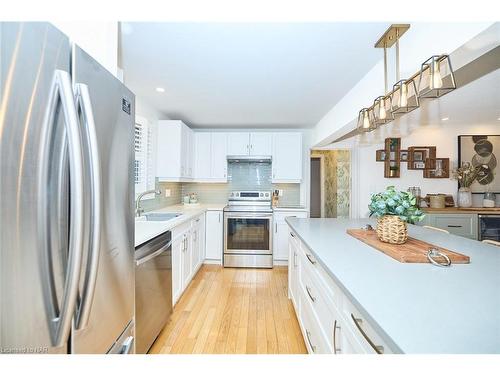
[143,212,183,221]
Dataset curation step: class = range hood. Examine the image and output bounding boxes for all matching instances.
[226,155,272,163]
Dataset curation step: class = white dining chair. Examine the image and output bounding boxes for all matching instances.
[423,225,450,234]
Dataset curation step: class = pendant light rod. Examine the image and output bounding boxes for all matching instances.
[395,31,400,81]
[383,44,388,94]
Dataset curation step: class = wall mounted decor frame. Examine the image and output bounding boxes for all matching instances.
[423,158,450,178]
[407,146,436,170]
[458,135,499,194]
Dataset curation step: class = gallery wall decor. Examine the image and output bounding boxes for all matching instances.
[376,138,449,179]
[458,135,499,193]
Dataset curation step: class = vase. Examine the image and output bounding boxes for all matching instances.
[376,215,408,244]
[458,187,472,208]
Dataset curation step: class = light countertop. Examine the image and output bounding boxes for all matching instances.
[422,207,500,214]
[285,217,500,354]
[273,206,308,212]
[135,204,225,247]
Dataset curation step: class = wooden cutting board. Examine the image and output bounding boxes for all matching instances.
[347,229,470,264]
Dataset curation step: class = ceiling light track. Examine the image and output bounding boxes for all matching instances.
[357,24,457,133]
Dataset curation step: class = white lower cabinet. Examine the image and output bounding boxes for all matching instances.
[273,211,308,262]
[172,213,206,306]
[288,226,393,354]
[205,210,223,263]
[172,221,191,305]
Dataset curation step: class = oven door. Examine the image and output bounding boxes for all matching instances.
[224,212,273,255]
[479,215,500,242]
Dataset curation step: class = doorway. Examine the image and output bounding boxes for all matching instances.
[310,156,324,218]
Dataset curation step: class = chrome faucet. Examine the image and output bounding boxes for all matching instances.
[135,189,161,217]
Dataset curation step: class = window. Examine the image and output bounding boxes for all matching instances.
[135,118,156,198]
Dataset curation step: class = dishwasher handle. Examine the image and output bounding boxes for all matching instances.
[136,240,173,266]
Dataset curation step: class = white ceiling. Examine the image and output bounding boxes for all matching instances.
[120,22,389,128]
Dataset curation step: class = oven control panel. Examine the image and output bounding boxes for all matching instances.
[229,190,271,201]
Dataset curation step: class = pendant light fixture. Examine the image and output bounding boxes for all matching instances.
[355,24,457,136]
[417,55,456,98]
[357,107,375,132]
[372,33,396,126]
[390,26,420,114]
[373,24,410,126]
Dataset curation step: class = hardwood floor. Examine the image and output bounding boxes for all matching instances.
[149,264,307,354]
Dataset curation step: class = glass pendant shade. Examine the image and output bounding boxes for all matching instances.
[391,78,419,114]
[418,55,456,98]
[357,107,375,132]
[372,95,393,126]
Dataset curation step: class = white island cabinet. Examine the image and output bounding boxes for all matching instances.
[286,217,500,354]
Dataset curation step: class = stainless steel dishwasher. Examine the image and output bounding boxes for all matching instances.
[135,231,172,353]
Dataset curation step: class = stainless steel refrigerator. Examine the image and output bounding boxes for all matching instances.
[0,22,135,354]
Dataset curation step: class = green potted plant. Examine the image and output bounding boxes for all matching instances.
[368,186,425,244]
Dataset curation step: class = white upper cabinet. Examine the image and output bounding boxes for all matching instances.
[227,132,250,155]
[249,133,272,155]
[227,132,273,156]
[211,133,228,180]
[272,132,302,182]
[193,132,228,182]
[157,120,194,182]
[194,132,212,180]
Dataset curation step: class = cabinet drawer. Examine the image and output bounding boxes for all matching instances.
[299,254,338,349]
[342,297,393,354]
[299,288,330,354]
[432,214,477,239]
[298,243,342,309]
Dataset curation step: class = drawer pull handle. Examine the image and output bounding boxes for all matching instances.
[305,286,316,302]
[290,232,295,238]
[305,329,316,353]
[305,253,317,265]
[447,225,462,228]
[351,314,384,354]
[333,320,341,354]
[293,251,298,268]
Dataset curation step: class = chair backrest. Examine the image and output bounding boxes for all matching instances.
[482,239,500,247]
[423,225,450,234]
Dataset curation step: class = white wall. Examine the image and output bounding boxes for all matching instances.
[51,21,118,77]
[313,22,495,147]
[347,122,500,218]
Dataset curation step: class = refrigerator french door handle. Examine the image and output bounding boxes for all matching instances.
[38,69,85,347]
[74,83,102,330]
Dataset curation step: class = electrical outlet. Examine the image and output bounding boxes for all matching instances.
[278,189,283,197]
[164,188,171,197]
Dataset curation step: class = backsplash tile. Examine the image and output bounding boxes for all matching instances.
[181,183,229,204]
[227,161,272,191]
[272,183,301,206]
[141,180,182,212]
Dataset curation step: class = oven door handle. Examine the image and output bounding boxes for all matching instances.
[225,213,273,219]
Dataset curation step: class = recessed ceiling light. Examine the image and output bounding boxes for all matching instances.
[497,117,500,121]
[156,87,165,93]
[441,117,449,121]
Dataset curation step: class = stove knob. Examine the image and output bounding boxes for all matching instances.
[259,193,263,197]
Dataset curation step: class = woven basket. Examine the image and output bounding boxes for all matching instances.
[376,215,408,244]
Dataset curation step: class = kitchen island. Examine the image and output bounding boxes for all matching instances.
[285,217,500,354]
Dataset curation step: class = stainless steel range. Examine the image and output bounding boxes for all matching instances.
[224,191,273,268]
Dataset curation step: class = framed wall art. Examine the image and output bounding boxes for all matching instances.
[458,135,499,193]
